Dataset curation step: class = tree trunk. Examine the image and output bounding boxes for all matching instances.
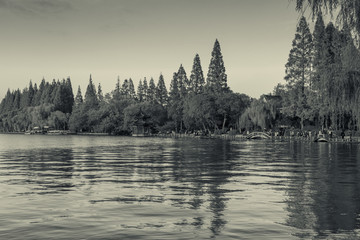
[222,114,227,132]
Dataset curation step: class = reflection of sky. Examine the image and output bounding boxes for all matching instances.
[0,0,305,99]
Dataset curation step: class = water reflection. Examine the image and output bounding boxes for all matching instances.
[1,148,74,194]
[284,141,360,239]
[1,135,360,239]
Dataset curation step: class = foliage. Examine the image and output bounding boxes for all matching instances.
[206,39,229,93]
[0,39,254,135]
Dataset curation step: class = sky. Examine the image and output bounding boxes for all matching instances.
[0,0,311,99]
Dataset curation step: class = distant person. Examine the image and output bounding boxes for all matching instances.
[341,130,345,140]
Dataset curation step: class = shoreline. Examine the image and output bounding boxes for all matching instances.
[1,131,359,143]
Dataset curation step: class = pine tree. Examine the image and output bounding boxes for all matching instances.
[97,83,104,102]
[113,76,121,100]
[176,64,188,97]
[28,80,35,106]
[148,77,156,102]
[53,82,65,112]
[75,86,83,105]
[169,72,179,102]
[168,72,182,132]
[137,79,144,102]
[13,89,21,109]
[143,77,149,101]
[312,12,326,90]
[128,78,136,99]
[122,79,129,97]
[157,74,168,106]
[49,79,58,104]
[64,77,74,113]
[189,54,205,94]
[84,74,98,107]
[40,81,51,104]
[206,39,228,93]
[284,16,313,128]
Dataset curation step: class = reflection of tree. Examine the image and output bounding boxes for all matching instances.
[169,139,235,237]
[12,148,75,194]
[284,141,360,238]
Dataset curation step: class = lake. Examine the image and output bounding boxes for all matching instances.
[0,134,360,239]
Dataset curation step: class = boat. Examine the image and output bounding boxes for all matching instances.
[314,134,328,142]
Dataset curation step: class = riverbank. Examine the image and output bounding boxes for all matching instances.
[2,131,360,143]
[156,132,360,143]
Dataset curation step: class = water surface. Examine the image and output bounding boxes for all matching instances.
[0,134,360,239]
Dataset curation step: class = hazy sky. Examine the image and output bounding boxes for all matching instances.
[0,0,309,99]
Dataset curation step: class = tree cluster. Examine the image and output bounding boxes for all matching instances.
[0,78,74,132]
[239,15,360,132]
[0,40,251,135]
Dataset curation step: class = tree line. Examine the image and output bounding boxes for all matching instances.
[4,14,359,135]
[0,40,251,135]
[239,13,360,132]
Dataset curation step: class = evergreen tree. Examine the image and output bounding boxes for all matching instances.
[97,83,104,102]
[128,78,136,99]
[84,74,98,107]
[156,74,168,106]
[176,64,188,97]
[148,77,156,102]
[189,54,205,94]
[32,83,39,106]
[122,79,129,97]
[312,12,326,90]
[321,22,343,128]
[37,78,46,104]
[143,77,149,101]
[113,76,121,100]
[169,72,179,102]
[75,86,83,105]
[284,16,313,128]
[137,79,145,102]
[168,72,183,132]
[49,79,58,104]
[206,39,228,93]
[13,89,21,110]
[53,81,65,113]
[40,81,51,104]
[1,89,14,112]
[20,88,29,109]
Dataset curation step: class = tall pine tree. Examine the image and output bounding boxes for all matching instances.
[284,16,313,129]
[157,74,168,106]
[206,39,228,93]
[84,74,98,107]
[189,54,205,94]
[75,86,83,105]
[137,79,145,102]
[128,78,136,99]
[148,77,156,102]
[176,65,188,97]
